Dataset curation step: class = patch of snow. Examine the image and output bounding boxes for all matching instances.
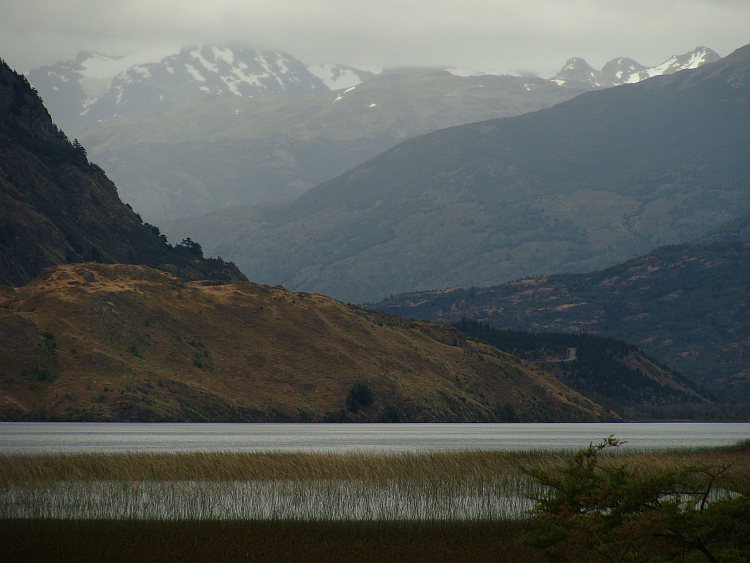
[213,47,234,66]
[47,71,69,82]
[199,86,210,92]
[185,64,206,82]
[52,86,59,91]
[369,103,377,107]
[166,66,175,74]
[196,52,219,74]
[344,86,356,93]
[255,54,274,76]
[685,50,707,69]
[307,63,364,90]
[647,59,675,77]
[130,65,152,79]
[276,55,290,74]
[445,67,478,77]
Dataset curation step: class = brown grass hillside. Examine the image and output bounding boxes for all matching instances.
[0,263,616,422]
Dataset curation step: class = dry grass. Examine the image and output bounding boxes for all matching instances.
[2,444,748,560]
[1,443,747,521]
[0,450,560,485]
[2,443,749,485]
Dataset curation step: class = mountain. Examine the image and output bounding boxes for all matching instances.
[0,58,246,287]
[371,215,750,399]
[35,45,717,224]
[83,70,586,222]
[0,263,617,422]
[166,45,750,304]
[551,46,720,88]
[0,59,620,423]
[27,46,330,136]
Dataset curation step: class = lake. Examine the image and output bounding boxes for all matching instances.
[2,422,749,454]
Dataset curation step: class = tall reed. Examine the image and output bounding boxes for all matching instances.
[1,444,747,521]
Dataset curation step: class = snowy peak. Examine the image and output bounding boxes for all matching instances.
[600,58,648,85]
[27,45,331,135]
[139,45,329,98]
[552,46,721,88]
[551,57,600,87]
[644,46,721,77]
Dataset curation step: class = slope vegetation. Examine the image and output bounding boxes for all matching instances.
[452,319,712,419]
[373,217,750,398]
[0,59,245,287]
[0,263,615,422]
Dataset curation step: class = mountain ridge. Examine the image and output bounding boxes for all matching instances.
[31,44,723,223]
[551,46,720,88]
[370,214,750,399]
[0,57,246,287]
[168,44,750,303]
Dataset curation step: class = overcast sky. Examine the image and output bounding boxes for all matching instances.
[1,0,748,77]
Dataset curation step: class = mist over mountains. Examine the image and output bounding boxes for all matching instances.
[166,45,750,304]
[28,45,719,223]
[27,46,333,136]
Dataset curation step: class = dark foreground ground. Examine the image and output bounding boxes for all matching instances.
[0,519,576,562]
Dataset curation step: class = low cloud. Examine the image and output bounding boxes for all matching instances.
[1,0,748,75]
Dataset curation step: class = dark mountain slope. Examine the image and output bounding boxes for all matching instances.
[452,319,713,420]
[198,45,750,303]
[372,216,750,398]
[0,59,245,287]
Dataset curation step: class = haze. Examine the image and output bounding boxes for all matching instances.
[2,0,749,76]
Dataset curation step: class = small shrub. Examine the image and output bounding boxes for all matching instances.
[346,382,373,413]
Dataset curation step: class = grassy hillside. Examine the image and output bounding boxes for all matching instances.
[0,263,616,422]
[372,226,750,399]
[175,45,750,303]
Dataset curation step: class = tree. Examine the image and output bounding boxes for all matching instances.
[521,437,750,562]
[178,237,203,257]
[346,382,373,413]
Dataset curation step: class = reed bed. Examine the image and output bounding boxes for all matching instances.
[0,450,555,484]
[1,443,748,521]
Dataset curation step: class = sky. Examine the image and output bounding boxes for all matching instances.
[1,0,748,77]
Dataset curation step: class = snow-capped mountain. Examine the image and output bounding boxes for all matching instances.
[552,46,720,88]
[28,46,332,135]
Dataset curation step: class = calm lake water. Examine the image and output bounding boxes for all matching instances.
[2,422,749,454]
